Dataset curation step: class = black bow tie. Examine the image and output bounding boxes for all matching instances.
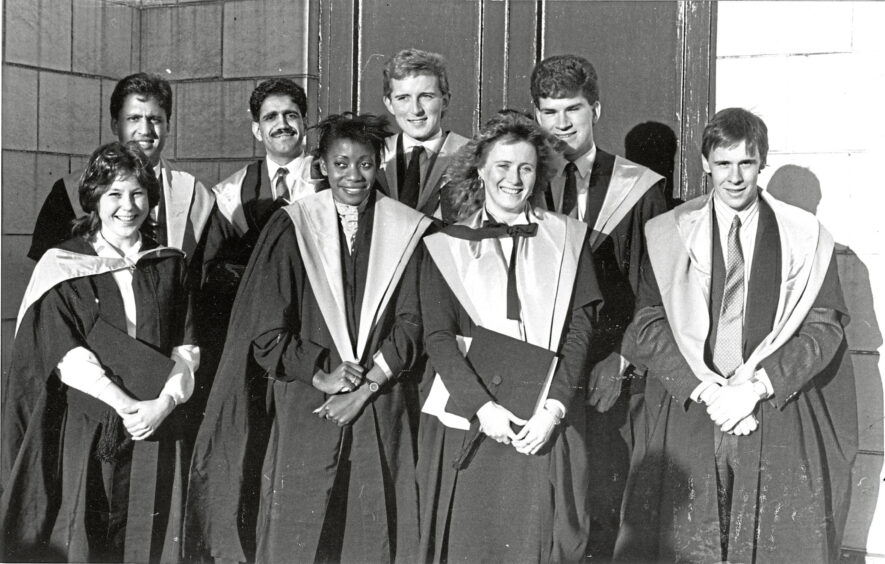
[480,220,539,239]
[444,219,538,320]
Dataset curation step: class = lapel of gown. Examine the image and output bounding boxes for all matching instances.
[285,191,431,363]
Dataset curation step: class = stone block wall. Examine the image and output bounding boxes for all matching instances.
[2,0,319,375]
[2,0,138,372]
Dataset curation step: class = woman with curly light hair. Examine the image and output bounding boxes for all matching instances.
[418,112,601,563]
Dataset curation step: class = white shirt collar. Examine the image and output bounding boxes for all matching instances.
[402,129,444,156]
[266,155,305,183]
[713,189,760,228]
[556,144,596,178]
[482,205,531,226]
[92,230,143,259]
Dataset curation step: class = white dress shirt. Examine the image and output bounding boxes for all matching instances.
[402,129,444,186]
[549,145,597,221]
[266,154,316,203]
[691,191,773,401]
[56,232,199,407]
[481,206,566,419]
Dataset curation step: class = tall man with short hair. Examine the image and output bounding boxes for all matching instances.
[615,108,856,562]
[380,48,468,221]
[530,54,668,557]
[28,72,214,261]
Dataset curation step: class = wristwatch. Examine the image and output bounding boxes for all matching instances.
[367,380,380,394]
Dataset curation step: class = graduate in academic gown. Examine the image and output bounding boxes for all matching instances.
[530,55,669,555]
[614,109,857,563]
[378,48,469,220]
[185,114,433,564]
[196,78,321,425]
[418,113,602,563]
[27,73,213,264]
[1,142,200,563]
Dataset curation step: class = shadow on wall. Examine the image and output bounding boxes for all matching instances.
[624,121,680,208]
[767,164,884,558]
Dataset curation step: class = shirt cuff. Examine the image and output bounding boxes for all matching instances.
[690,381,718,403]
[57,346,113,398]
[372,351,394,382]
[544,399,567,419]
[753,367,774,398]
[162,345,200,406]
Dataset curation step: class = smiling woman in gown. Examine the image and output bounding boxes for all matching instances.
[186,113,432,564]
[417,112,602,563]
[2,141,198,563]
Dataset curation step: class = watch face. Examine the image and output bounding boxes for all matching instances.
[368,381,380,393]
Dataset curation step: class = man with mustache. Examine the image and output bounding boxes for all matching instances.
[379,48,468,222]
[201,77,317,290]
[530,54,668,559]
[28,73,214,262]
[194,78,320,417]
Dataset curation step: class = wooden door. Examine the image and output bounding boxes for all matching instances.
[316,0,716,201]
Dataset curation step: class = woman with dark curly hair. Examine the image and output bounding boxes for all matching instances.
[187,113,433,564]
[1,141,199,562]
[417,112,602,563]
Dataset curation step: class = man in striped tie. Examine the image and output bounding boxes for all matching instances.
[195,78,320,420]
[614,108,857,563]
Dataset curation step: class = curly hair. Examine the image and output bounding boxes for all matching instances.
[71,141,161,240]
[446,111,558,222]
[311,112,392,164]
[249,77,308,121]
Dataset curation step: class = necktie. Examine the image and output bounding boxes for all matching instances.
[713,216,744,377]
[155,172,167,245]
[445,219,538,321]
[400,145,424,208]
[274,167,289,203]
[561,161,578,216]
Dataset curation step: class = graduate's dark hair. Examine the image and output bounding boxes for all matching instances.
[249,78,308,121]
[530,54,599,107]
[110,73,173,121]
[382,48,451,99]
[446,111,558,222]
[71,142,161,240]
[311,112,392,167]
[702,107,769,169]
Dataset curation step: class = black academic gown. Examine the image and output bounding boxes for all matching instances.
[614,199,857,563]
[417,212,602,564]
[194,160,292,423]
[1,237,194,563]
[585,151,667,558]
[185,193,425,564]
[539,148,668,557]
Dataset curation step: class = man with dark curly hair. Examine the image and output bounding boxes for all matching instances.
[193,78,322,429]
